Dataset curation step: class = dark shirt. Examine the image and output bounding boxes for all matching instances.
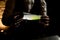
[14,0,41,15]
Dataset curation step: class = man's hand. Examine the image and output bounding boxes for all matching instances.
[39,15,49,27]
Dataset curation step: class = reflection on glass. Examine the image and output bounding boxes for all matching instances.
[0,1,8,32]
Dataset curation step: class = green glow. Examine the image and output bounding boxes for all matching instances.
[31,15,41,20]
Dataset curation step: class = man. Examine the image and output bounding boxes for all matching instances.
[1,0,49,40]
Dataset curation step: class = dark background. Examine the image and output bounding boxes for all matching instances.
[45,0,60,36]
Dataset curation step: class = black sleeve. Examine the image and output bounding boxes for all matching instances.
[2,0,15,26]
[2,14,14,26]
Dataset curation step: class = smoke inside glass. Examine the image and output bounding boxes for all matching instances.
[23,0,41,20]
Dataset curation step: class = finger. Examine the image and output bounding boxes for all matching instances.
[41,17,49,20]
[41,15,49,18]
[39,21,49,27]
[44,21,50,24]
[44,23,49,27]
